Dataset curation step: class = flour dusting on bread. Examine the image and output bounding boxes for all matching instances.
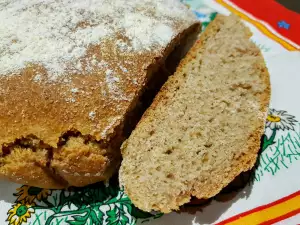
[0,0,200,189]
[0,0,196,80]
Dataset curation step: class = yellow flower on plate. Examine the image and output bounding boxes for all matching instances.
[7,203,34,225]
[184,3,191,9]
[266,109,297,131]
[15,186,51,204]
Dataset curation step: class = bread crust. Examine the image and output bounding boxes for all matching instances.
[0,2,200,189]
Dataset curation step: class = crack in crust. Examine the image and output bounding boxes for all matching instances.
[0,130,120,189]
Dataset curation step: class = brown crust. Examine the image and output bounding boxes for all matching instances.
[0,17,200,188]
[0,147,66,189]
[121,14,271,212]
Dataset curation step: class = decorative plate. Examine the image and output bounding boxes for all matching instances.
[1,0,300,224]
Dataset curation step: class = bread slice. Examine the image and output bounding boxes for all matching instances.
[0,0,200,189]
[119,14,271,213]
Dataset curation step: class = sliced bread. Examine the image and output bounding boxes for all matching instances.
[119,14,271,213]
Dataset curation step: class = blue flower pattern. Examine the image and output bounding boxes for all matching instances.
[278,20,290,30]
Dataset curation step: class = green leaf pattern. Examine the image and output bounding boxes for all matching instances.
[8,181,157,225]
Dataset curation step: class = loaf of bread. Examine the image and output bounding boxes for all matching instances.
[120,14,271,213]
[0,0,200,189]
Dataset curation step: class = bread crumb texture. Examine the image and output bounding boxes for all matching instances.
[0,0,199,188]
[120,14,271,213]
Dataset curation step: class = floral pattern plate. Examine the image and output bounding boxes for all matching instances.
[1,1,300,225]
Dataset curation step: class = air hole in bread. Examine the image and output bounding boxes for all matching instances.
[204,142,212,148]
[166,173,174,179]
[221,100,230,107]
[165,149,173,155]
[149,130,155,135]
[202,153,209,163]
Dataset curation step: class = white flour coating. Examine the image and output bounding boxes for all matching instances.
[105,69,124,99]
[119,65,128,73]
[132,78,138,85]
[116,39,132,52]
[101,116,121,138]
[0,0,196,79]
[98,60,109,69]
[65,97,76,103]
[33,74,42,82]
[89,111,96,120]
[71,88,79,94]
